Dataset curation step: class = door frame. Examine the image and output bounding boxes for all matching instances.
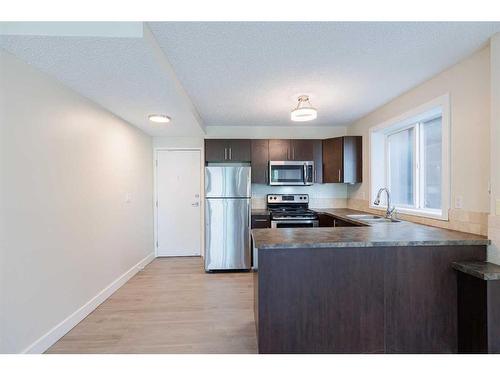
[154,148,204,258]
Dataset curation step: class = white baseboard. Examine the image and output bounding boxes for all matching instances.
[22,252,155,354]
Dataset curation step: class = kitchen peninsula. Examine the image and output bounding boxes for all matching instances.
[252,209,490,354]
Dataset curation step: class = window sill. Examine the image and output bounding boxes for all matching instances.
[368,205,448,221]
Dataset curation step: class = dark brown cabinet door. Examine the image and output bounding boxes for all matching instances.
[322,137,344,183]
[322,136,362,184]
[205,139,228,162]
[343,136,362,184]
[205,139,251,162]
[290,140,314,161]
[268,139,291,161]
[251,139,269,184]
[312,140,323,183]
[251,215,271,228]
[227,139,251,162]
[318,213,335,227]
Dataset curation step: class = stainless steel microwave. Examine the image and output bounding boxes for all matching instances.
[269,161,314,186]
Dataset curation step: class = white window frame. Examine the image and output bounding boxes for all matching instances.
[369,94,450,221]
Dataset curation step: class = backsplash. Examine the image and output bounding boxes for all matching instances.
[251,183,348,209]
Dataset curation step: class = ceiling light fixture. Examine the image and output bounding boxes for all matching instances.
[291,95,317,122]
[148,114,171,123]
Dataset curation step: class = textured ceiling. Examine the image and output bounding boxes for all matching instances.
[0,26,205,137]
[1,22,500,135]
[149,22,500,127]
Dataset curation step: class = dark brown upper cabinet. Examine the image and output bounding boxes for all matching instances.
[205,139,251,163]
[268,139,291,161]
[312,140,323,184]
[251,139,269,184]
[290,140,314,161]
[322,136,362,184]
[268,139,315,161]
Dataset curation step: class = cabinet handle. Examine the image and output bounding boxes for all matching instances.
[292,147,295,160]
[314,168,317,183]
[254,219,268,222]
[338,169,341,182]
[229,147,232,160]
[224,148,227,160]
[287,148,290,160]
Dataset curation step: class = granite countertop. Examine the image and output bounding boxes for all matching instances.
[252,208,490,250]
[451,261,500,280]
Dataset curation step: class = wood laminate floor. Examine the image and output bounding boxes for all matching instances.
[46,257,257,354]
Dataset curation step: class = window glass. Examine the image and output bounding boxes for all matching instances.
[422,116,442,209]
[388,128,414,206]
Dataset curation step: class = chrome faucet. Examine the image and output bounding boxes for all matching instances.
[373,187,396,220]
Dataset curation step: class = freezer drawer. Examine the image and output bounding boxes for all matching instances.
[205,198,251,271]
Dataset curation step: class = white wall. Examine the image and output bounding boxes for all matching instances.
[153,136,204,149]
[346,46,491,235]
[0,50,154,353]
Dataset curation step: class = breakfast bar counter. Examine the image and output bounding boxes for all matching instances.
[251,208,489,354]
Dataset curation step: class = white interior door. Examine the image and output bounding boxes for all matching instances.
[156,149,201,257]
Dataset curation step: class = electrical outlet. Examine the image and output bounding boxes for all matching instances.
[455,195,463,209]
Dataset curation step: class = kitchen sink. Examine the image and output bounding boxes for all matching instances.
[346,214,400,223]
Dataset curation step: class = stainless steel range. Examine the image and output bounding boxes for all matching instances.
[267,194,319,228]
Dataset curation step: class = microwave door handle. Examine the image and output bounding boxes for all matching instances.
[303,163,307,185]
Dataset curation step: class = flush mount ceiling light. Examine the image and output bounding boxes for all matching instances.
[148,114,171,123]
[291,95,317,122]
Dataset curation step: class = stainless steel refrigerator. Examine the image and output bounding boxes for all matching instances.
[205,165,251,271]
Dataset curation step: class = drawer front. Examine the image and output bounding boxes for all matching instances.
[252,216,271,228]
